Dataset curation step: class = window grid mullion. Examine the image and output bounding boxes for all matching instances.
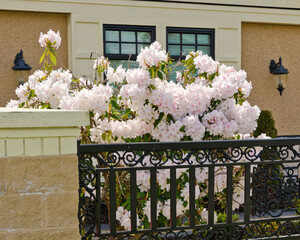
[119,30,122,55]
[180,33,182,55]
[135,31,138,55]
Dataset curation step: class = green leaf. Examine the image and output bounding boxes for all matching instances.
[154,112,164,129]
[122,108,131,119]
[149,84,156,90]
[49,51,57,65]
[110,99,120,110]
[124,108,131,114]
[39,49,47,64]
[102,133,106,141]
[28,89,36,100]
[157,71,163,80]
[179,126,185,132]
[149,68,155,78]
[19,102,25,108]
[166,114,175,123]
[112,110,121,115]
[110,114,120,120]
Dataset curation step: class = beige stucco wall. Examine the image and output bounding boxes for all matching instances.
[0,108,89,240]
[0,155,80,240]
[0,10,68,107]
[242,23,300,135]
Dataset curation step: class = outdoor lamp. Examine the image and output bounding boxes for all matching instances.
[269,57,289,96]
[12,50,32,85]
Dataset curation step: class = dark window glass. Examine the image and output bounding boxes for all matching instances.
[167,27,215,60]
[103,25,156,63]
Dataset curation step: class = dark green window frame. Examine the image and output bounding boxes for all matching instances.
[166,27,215,60]
[103,25,156,61]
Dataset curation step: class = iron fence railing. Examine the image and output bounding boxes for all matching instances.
[78,138,300,239]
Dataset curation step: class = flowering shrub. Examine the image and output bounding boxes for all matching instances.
[7,31,262,231]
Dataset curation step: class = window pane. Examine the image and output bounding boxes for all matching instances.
[106,30,119,41]
[121,31,136,42]
[106,43,120,54]
[168,33,180,44]
[182,34,195,44]
[197,46,210,56]
[121,43,136,54]
[138,32,151,43]
[168,45,180,56]
[138,44,150,53]
[110,60,139,70]
[182,45,196,55]
[197,34,210,45]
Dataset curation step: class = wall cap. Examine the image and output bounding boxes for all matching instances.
[0,108,90,128]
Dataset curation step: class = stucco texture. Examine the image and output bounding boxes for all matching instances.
[0,154,80,240]
[0,10,68,107]
[242,23,300,136]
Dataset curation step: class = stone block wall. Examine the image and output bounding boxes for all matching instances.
[0,108,89,240]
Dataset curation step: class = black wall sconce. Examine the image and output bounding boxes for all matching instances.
[12,50,32,85]
[269,57,289,96]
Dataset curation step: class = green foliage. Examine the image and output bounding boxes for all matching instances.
[217,212,239,223]
[40,48,57,66]
[154,112,165,129]
[253,110,278,138]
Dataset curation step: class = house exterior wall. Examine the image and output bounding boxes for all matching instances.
[1,0,300,134]
[0,10,68,107]
[242,23,300,135]
[3,0,300,78]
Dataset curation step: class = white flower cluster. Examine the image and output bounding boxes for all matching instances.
[10,35,260,143]
[91,117,152,143]
[89,42,260,142]
[35,69,72,108]
[7,69,73,109]
[201,208,218,223]
[137,41,168,69]
[126,68,151,87]
[39,29,61,49]
[106,66,126,84]
[59,84,113,114]
[116,206,141,230]
[193,53,218,75]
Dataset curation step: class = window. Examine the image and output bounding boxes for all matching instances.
[166,27,215,60]
[103,25,156,69]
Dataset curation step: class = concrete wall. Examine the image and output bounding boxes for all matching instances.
[0,10,68,107]
[242,23,300,135]
[0,108,89,240]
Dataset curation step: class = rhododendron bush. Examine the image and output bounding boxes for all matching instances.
[7,30,261,231]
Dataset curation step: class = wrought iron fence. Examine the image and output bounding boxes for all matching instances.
[78,138,300,239]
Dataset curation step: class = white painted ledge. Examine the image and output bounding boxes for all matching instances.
[0,108,90,157]
[0,108,89,128]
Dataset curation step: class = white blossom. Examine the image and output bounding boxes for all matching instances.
[39,29,61,49]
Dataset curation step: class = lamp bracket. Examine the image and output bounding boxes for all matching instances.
[269,57,288,75]
[269,59,277,73]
